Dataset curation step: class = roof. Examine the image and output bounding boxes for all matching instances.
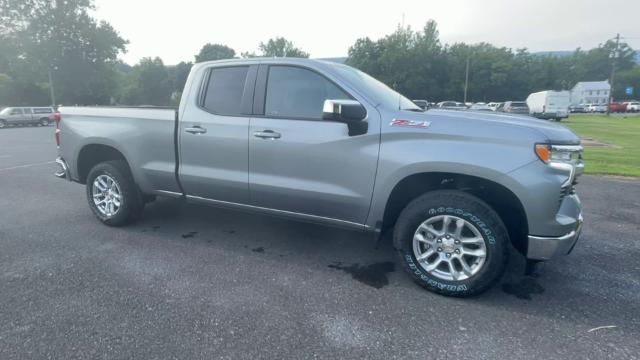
[572,80,610,91]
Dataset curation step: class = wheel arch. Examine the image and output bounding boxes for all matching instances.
[76,143,132,185]
[380,171,529,255]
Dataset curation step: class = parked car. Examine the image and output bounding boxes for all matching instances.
[569,104,587,113]
[487,102,502,111]
[608,102,627,113]
[526,90,570,121]
[436,101,466,110]
[624,101,640,112]
[500,101,529,114]
[412,99,429,110]
[585,103,607,113]
[55,58,584,297]
[0,106,57,128]
[469,103,492,111]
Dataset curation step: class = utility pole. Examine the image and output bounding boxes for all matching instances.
[48,66,56,108]
[463,57,470,104]
[607,33,620,115]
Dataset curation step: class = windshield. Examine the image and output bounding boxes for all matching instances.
[329,63,421,111]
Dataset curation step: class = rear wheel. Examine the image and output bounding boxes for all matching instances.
[394,190,509,297]
[40,118,50,126]
[86,160,144,226]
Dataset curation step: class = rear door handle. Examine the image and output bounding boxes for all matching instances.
[185,126,207,135]
[253,130,281,139]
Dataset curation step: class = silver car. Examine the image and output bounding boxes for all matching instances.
[0,106,56,128]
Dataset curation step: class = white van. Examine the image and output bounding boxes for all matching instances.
[526,91,570,121]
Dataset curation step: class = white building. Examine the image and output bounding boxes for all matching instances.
[570,80,610,105]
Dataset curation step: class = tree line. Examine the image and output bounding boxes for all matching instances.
[1,1,638,108]
[347,20,639,102]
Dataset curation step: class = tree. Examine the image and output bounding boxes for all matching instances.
[347,21,446,100]
[346,20,638,102]
[244,37,309,58]
[120,57,171,106]
[0,0,127,105]
[167,61,193,105]
[195,43,236,62]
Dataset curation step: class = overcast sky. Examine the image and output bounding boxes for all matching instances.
[92,0,640,65]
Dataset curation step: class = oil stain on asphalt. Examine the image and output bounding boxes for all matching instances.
[328,262,395,289]
[181,231,198,239]
[502,277,545,300]
[252,247,265,253]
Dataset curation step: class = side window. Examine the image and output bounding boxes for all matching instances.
[10,108,23,115]
[265,66,351,119]
[24,108,32,114]
[202,66,249,116]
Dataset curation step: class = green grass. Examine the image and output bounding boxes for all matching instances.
[561,114,640,177]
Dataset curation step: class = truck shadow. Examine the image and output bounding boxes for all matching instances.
[131,195,639,331]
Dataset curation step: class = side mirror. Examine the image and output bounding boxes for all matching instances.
[322,99,366,123]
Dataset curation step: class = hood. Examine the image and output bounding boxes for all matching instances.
[427,110,580,145]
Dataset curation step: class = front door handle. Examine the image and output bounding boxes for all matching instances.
[185,126,207,135]
[253,130,281,139]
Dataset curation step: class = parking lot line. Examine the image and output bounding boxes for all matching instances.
[0,160,55,172]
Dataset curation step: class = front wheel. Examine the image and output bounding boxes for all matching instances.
[86,160,144,226]
[0,120,6,129]
[394,190,509,297]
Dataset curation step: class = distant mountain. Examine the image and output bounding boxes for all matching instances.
[533,50,640,63]
[317,57,347,64]
[318,53,640,64]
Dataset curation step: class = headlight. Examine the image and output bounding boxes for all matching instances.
[535,144,584,187]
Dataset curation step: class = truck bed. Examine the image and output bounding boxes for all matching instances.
[58,106,182,196]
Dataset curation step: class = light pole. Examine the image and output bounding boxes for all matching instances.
[606,33,620,116]
[463,57,470,104]
[48,65,57,108]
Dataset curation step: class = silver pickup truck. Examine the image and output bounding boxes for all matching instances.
[55,58,584,297]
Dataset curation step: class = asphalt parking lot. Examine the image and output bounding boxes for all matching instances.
[1,126,639,359]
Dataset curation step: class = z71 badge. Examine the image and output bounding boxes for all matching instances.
[390,119,431,128]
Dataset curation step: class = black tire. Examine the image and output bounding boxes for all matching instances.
[40,118,50,126]
[86,160,144,226]
[0,120,6,129]
[394,190,509,297]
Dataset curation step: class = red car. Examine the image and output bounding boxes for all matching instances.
[608,103,627,113]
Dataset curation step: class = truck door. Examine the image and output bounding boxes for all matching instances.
[248,65,380,225]
[23,108,34,124]
[178,65,257,204]
[8,108,24,125]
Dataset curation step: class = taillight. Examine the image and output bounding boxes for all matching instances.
[54,112,61,146]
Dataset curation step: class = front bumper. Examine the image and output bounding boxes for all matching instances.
[54,156,71,181]
[527,214,583,260]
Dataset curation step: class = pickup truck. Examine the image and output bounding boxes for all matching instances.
[608,102,627,113]
[0,106,56,128]
[54,58,584,297]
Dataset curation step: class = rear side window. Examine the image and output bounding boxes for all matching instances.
[33,108,52,114]
[202,66,249,116]
[265,66,351,119]
[24,108,32,114]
